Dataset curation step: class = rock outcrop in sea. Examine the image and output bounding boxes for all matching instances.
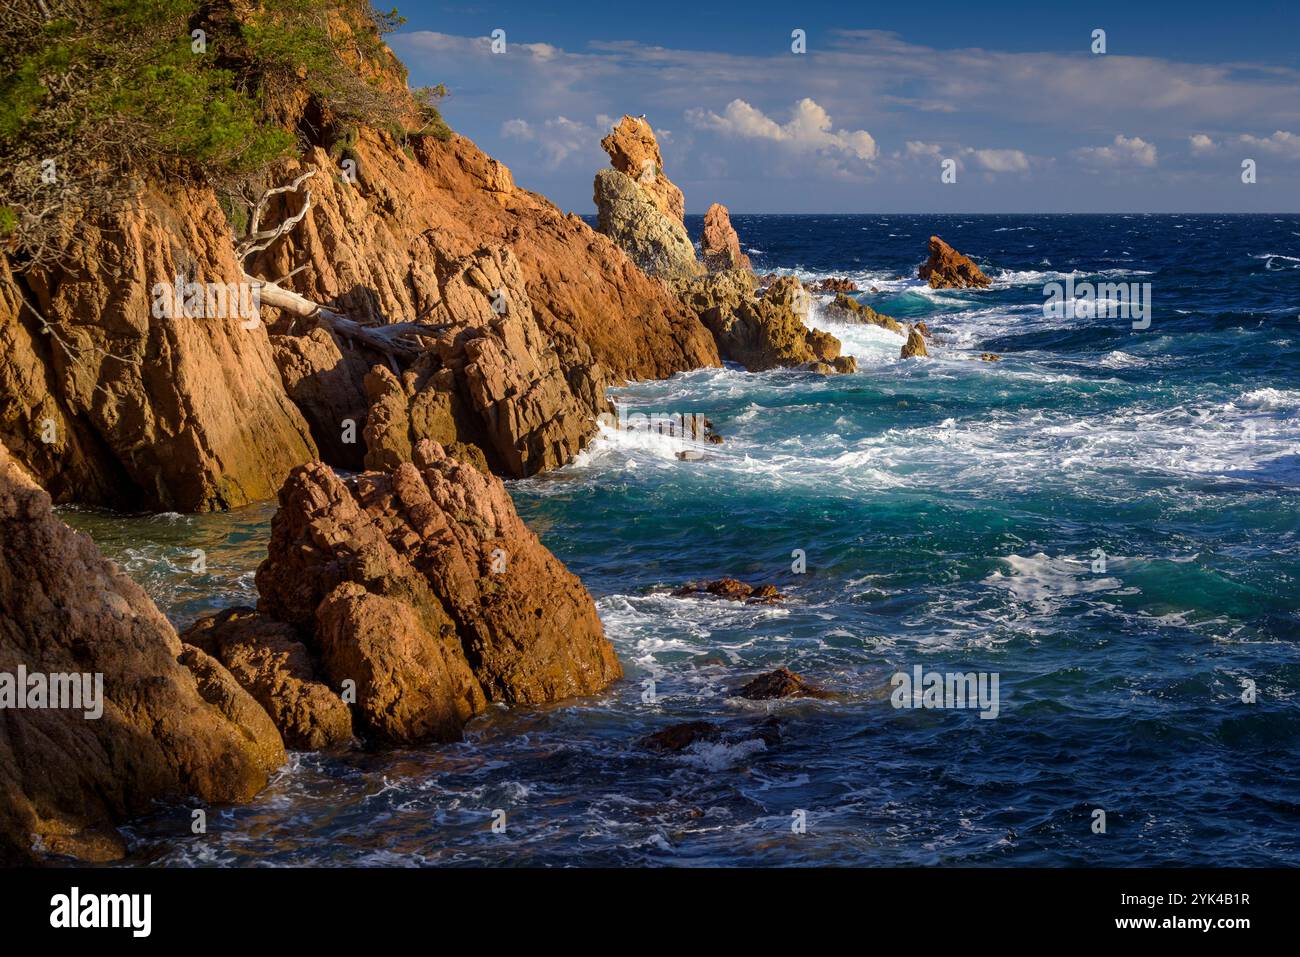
[591,117,853,374]
[593,116,702,281]
[248,440,622,742]
[901,325,930,358]
[674,271,855,373]
[918,235,992,289]
[700,203,752,272]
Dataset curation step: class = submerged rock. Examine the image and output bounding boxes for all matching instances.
[673,578,788,604]
[639,716,784,753]
[701,203,752,273]
[0,441,285,864]
[918,235,992,289]
[734,667,832,700]
[640,721,722,752]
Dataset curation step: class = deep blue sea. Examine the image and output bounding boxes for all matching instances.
[66,214,1300,866]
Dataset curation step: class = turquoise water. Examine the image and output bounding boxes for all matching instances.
[67,214,1300,866]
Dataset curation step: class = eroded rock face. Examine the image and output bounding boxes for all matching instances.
[0,442,285,864]
[1,187,319,511]
[254,441,622,741]
[700,203,752,273]
[346,245,606,478]
[256,130,719,391]
[270,322,373,471]
[918,235,991,289]
[675,272,854,373]
[594,169,702,281]
[182,607,354,751]
[315,583,485,744]
[600,115,686,224]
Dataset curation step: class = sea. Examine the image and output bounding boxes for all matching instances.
[63,213,1300,866]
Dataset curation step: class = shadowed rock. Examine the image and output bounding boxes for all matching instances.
[734,668,832,700]
[182,607,354,751]
[0,441,285,864]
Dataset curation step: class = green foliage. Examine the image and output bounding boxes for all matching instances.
[0,1,453,264]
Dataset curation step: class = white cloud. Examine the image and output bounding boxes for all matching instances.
[965,148,1030,172]
[686,98,878,162]
[1075,134,1158,168]
[902,140,943,159]
[1189,133,1218,155]
[1238,130,1300,159]
[499,115,605,169]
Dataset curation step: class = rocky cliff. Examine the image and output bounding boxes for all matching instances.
[1,19,718,511]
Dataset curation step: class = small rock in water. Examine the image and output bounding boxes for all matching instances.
[672,578,788,603]
[980,352,1002,361]
[640,721,722,752]
[734,667,832,700]
[900,325,929,359]
[810,277,858,293]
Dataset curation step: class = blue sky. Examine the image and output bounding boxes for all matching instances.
[387,0,1300,212]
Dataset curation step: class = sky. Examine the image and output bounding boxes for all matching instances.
[386,0,1300,213]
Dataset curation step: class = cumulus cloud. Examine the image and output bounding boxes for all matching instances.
[1075,134,1158,168]
[1188,130,1300,160]
[500,115,606,169]
[965,148,1030,172]
[686,98,878,162]
[1238,130,1300,159]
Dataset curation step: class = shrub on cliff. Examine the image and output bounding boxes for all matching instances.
[0,0,444,266]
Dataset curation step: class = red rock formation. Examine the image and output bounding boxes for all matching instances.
[0,188,319,511]
[182,607,354,751]
[2,101,719,510]
[0,441,285,863]
[600,115,686,224]
[254,441,622,741]
[918,235,992,289]
[701,203,752,273]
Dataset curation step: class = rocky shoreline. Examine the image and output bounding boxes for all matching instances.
[0,5,998,864]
